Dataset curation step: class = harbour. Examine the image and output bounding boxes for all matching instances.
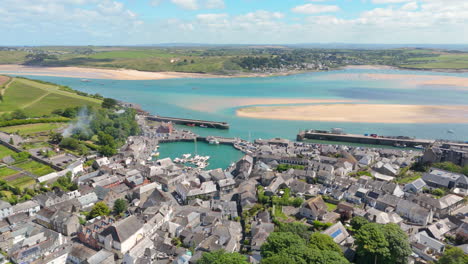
[146,115,229,129]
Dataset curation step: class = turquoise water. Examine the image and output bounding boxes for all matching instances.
[157,141,244,170]
[5,68,468,142]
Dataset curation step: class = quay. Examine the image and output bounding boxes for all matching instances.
[297,130,435,148]
[146,115,229,129]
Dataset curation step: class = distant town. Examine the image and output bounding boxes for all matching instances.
[0,84,466,264]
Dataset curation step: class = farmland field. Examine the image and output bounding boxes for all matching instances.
[8,175,36,188]
[0,75,10,87]
[14,160,55,176]
[0,167,17,178]
[0,123,64,136]
[0,77,101,116]
[402,54,468,69]
[0,145,15,159]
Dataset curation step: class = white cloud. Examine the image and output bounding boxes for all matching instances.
[292,4,340,14]
[204,0,224,9]
[171,0,198,10]
[400,2,418,11]
[371,0,412,3]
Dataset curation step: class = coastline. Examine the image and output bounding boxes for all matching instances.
[236,104,468,124]
[1,64,467,81]
[0,64,310,80]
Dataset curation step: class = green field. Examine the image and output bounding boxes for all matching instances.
[402,53,468,69]
[0,78,101,116]
[14,160,55,176]
[0,123,63,136]
[325,202,337,212]
[0,51,28,64]
[8,175,36,188]
[0,145,15,159]
[0,167,17,178]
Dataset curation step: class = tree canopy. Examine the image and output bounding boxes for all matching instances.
[113,199,127,215]
[88,202,110,219]
[260,231,349,264]
[197,250,249,264]
[353,219,412,264]
[437,247,468,264]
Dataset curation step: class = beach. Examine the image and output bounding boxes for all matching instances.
[321,72,468,88]
[236,104,468,124]
[0,65,223,80]
[182,97,359,112]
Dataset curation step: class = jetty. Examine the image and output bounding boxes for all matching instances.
[297,130,435,148]
[146,115,229,129]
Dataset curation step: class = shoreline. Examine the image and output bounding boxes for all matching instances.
[236,104,468,124]
[1,64,467,81]
[0,64,311,80]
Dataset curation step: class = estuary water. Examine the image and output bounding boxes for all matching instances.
[7,67,468,142]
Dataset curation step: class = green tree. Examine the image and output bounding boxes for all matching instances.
[11,109,27,119]
[309,232,342,254]
[99,145,117,157]
[197,250,249,264]
[113,199,127,215]
[102,98,118,109]
[59,137,80,150]
[351,216,369,230]
[261,232,306,258]
[97,132,116,148]
[354,223,390,264]
[49,132,63,144]
[438,247,468,264]
[382,223,412,264]
[431,188,445,197]
[276,222,312,240]
[88,202,110,219]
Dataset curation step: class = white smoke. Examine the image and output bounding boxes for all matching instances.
[62,107,93,138]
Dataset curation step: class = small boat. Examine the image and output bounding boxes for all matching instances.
[208,138,219,145]
[447,129,455,134]
[186,123,196,127]
[81,79,90,82]
[199,124,208,128]
[182,154,191,159]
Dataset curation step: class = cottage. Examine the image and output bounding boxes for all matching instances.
[322,221,353,246]
[403,178,427,193]
[396,200,433,226]
[300,196,328,220]
[99,215,145,254]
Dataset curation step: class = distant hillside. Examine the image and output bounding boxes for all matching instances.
[0,77,102,117]
[1,46,468,72]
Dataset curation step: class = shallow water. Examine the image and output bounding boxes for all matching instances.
[5,68,468,142]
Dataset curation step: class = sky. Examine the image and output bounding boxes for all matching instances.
[2,0,468,45]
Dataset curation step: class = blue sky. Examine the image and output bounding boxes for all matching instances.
[2,0,468,45]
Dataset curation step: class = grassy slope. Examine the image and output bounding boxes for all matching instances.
[15,160,55,176]
[401,53,468,69]
[0,123,63,136]
[0,145,15,159]
[0,78,101,116]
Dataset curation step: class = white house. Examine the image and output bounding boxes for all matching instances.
[99,215,145,254]
[0,201,13,219]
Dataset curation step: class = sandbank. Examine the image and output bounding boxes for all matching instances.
[321,72,468,88]
[180,97,358,113]
[0,65,223,80]
[236,104,468,124]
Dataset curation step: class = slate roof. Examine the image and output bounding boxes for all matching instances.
[100,215,143,243]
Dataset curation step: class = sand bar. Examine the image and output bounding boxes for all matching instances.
[237,104,468,124]
[0,65,224,80]
[320,72,468,88]
[180,96,359,113]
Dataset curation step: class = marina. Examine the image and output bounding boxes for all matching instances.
[146,115,229,129]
